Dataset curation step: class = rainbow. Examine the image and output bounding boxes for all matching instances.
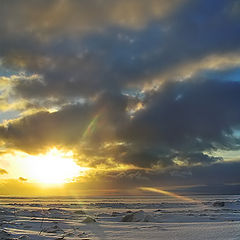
[139,187,200,203]
[82,113,100,139]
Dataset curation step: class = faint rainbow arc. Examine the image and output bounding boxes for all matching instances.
[81,113,101,139]
[139,187,200,203]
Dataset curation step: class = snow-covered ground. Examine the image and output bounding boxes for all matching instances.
[0,195,240,239]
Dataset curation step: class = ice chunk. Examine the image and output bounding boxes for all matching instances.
[121,210,155,222]
[82,216,96,223]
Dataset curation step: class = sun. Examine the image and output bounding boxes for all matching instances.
[23,148,88,186]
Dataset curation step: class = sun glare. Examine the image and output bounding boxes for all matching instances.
[23,148,88,186]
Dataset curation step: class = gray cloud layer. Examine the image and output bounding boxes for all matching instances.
[0,0,240,190]
[0,168,8,175]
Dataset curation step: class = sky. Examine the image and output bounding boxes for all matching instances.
[0,0,240,196]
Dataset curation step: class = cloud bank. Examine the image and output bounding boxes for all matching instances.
[0,0,240,193]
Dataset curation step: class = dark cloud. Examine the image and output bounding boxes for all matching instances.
[0,92,128,153]
[0,0,240,192]
[175,153,223,166]
[116,146,223,169]
[1,79,239,170]
[121,150,170,168]
[19,177,27,182]
[0,0,239,102]
[0,168,8,175]
[76,0,240,91]
[67,161,240,194]
[177,184,240,195]
[108,79,240,168]
[172,161,240,187]
[0,0,181,37]
[127,80,240,151]
[0,0,183,100]
[137,161,240,190]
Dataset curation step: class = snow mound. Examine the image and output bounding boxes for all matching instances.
[17,236,30,240]
[0,230,12,239]
[42,224,64,233]
[82,216,96,223]
[213,200,240,209]
[121,210,155,222]
[74,210,86,215]
[213,201,225,207]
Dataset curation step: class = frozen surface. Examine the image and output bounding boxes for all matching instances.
[0,195,240,239]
